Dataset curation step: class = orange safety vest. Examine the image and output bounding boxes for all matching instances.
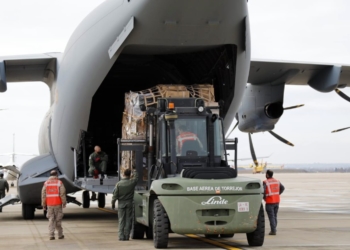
[44,179,63,206]
[264,178,280,204]
[177,132,198,151]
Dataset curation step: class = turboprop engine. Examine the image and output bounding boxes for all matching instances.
[237,83,286,133]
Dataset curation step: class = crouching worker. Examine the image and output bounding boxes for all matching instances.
[88,145,108,179]
[111,167,139,241]
[41,170,67,240]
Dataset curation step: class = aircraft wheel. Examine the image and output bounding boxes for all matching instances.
[204,234,219,238]
[131,223,145,239]
[98,193,105,208]
[22,204,35,220]
[146,225,153,239]
[246,204,265,246]
[82,191,90,208]
[153,199,169,248]
[220,234,234,238]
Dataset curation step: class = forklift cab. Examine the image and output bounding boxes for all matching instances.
[154,98,233,179]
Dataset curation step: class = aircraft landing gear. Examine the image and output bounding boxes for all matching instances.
[98,193,105,208]
[22,204,35,220]
[82,190,90,208]
[91,192,97,201]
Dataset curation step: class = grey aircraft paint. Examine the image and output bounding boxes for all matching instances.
[0,0,350,214]
[0,0,250,206]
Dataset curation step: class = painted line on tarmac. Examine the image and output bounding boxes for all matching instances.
[185,234,242,250]
[98,209,241,249]
[98,207,118,215]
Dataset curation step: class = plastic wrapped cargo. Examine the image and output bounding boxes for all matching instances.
[120,84,217,174]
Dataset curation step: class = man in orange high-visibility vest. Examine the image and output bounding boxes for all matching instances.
[41,170,67,240]
[263,169,285,236]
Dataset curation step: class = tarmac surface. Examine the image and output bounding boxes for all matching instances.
[0,173,350,250]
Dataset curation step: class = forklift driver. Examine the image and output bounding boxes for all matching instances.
[176,124,203,155]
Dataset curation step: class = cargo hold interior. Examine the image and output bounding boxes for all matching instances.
[84,44,237,175]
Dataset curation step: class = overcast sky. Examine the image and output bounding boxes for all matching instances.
[0,0,350,165]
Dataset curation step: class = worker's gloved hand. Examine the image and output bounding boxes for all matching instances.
[43,206,47,211]
[112,203,115,210]
[62,204,66,209]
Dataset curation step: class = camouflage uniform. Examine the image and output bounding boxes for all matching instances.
[88,151,108,176]
[0,177,9,212]
[41,176,67,239]
[111,169,139,240]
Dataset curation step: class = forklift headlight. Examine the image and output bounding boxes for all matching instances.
[198,106,204,113]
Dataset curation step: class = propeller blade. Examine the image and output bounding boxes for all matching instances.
[331,127,350,133]
[335,88,350,102]
[226,121,239,138]
[248,133,259,167]
[284,104,305,110]
[268,131,294,147]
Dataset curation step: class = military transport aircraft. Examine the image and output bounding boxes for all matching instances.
[0,134,37,186]
[0,0,350,219]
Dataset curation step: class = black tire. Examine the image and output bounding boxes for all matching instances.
[220,234,234,238]
[146,226,153,239]
[204,234,219,238]
[44,210,47,217]
[153,199,169,248]
[98,193,105,208]
[246,204,265,246]
[22,204,35,220]
[131,223,146,239]
[82,190,90,208]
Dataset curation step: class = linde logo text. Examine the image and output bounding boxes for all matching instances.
[201,196,228,205]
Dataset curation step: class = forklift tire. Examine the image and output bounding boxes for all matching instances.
[204,234,219,238]
[153,199,169,248]
[82,191,90,208]
[220,234,234,238]
[22,204,35,220]
[98,193,105,208]
[131,223,145,239]
[246,204,265,246]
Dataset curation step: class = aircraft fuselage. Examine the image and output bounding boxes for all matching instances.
[19,0,251,204]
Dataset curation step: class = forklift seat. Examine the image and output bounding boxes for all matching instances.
[181,140,201,156]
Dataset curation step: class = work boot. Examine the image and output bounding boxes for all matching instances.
[58,235,64,239]
[50,237,55,240]
[269,231,276,235]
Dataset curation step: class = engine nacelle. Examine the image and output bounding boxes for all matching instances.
[237,83,285,133]
[264,102,284,119]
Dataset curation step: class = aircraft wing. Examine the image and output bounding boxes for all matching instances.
[0,53,61,92]
[249,59,350,91]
